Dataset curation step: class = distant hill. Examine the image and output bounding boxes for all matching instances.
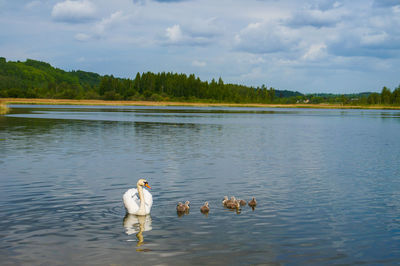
[309,92,372,98]
[1,57,399,105]
[0,57,101,99]
[275,89,303,98]
[0,57,288,103]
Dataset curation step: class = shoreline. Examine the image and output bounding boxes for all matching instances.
[2,98,400,110]
[0,102,9,115]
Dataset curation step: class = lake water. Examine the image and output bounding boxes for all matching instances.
[1,105,400,265]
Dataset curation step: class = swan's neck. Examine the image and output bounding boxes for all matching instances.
[137,185,146,215]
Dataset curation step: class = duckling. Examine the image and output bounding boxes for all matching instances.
[200,202,209,213]
[225,196,237,206]
[184,201,190,211]
[248,197,257,208]
[222,196,229,206]
[238,199,247,206]
[176,202,186,212]
[226,199,240,209]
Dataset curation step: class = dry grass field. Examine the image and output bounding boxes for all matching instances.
[0,101,10,115]
[1,98,400,110]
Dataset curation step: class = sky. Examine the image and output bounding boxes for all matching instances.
[1,0,400,94]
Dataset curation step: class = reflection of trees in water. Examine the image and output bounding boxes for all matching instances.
[2,111,227,163]
[133,121,203,137]
[1,116,74,153]
[133,121,223,151]
[1,114,135,155]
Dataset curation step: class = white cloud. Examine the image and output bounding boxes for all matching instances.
[234,21,299,54]
[74,33,91,41]
[184,17,223,39]
[327,12,400,58]
[51,0,96,23]
[239,67,263,80]
[360,31,388,46]
[236,54,266,65]
[73,11,127,41]
[25,1,41,9]
[94,11,126,36]
[373,0,400,7]
[166,24,184,43]
[302,43,327,60]
[163,23,213,46]
[192,60,206,67]
[287,7,346,28]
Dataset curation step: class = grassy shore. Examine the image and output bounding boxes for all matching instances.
[1,98,400,110]
[0,101,10,115]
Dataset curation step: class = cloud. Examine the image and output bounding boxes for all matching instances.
[360,31,389,46]
[373,0,400,7]
[192,60,206,67]
[238,67,263,81]
[163,23,214,46]
[51,0,96,23]
[327,29,399,58]
[185,17,223,39]
[234,22,299,54]
[25,1,41,9]
[166,24,184,43]
[326,8,400,59]
[73,11,127,41]
[152,0,187,2]
[3,0,400,93]
[302,43,327,60]
[74,33,91,41]
[94,11,126,36]
[286,8,345,28]
[312,0,342,10]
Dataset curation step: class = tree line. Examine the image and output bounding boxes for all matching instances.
[1,57,399,105]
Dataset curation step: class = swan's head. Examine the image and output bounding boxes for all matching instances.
[137,178,151,189]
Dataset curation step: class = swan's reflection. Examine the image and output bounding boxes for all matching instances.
[123,214,152,247]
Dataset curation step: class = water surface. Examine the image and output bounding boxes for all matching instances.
[1,105,400,265]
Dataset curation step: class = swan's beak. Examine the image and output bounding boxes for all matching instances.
[145,183,151,189]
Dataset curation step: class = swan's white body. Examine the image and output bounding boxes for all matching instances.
[123,180,153,215]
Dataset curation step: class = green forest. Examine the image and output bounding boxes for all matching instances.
[1,57,400,105]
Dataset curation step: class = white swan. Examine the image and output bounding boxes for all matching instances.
[123,179,153,215]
